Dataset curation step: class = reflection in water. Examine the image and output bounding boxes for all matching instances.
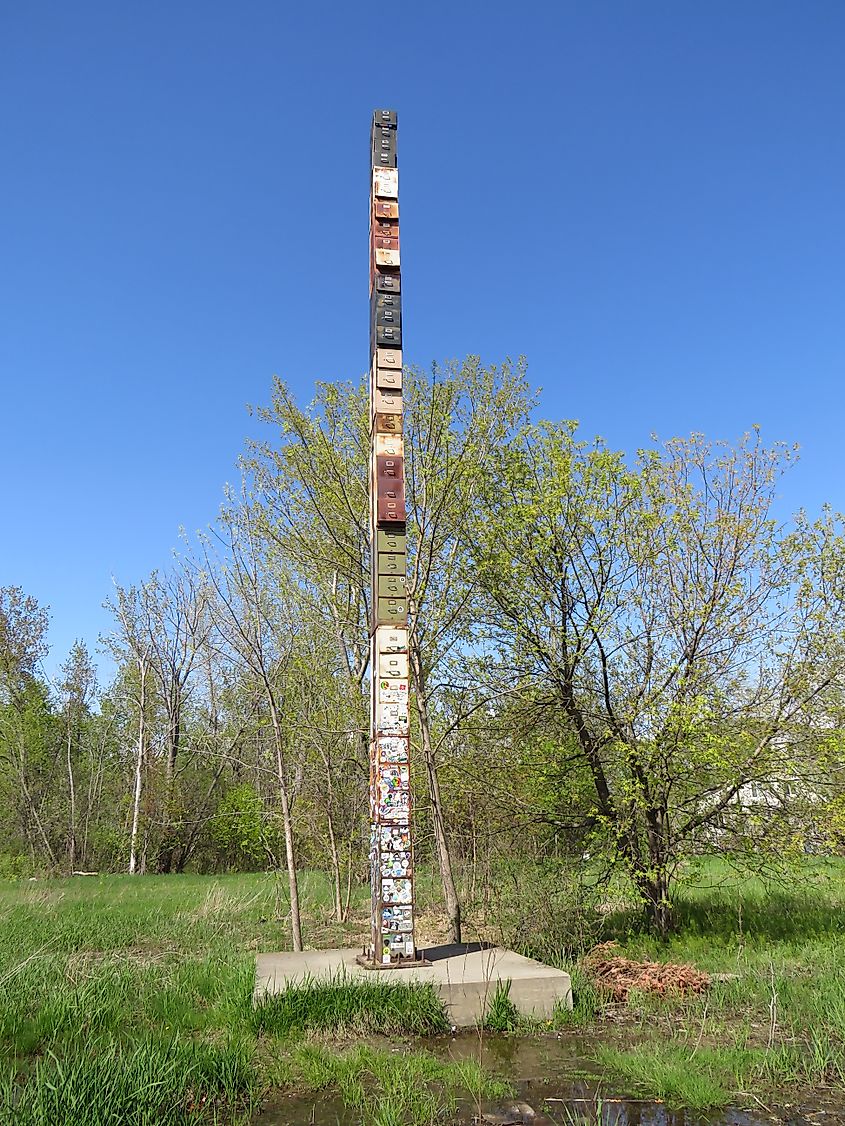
[254,1033,827,1126]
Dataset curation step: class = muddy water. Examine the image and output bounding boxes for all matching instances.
[254,1033,837,1125]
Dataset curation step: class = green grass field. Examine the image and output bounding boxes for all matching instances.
[1,860,844,1123]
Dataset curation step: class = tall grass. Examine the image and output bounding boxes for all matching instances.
[0,1035,256,1125]
[254,975,449,1036]
[2,860,845,1119]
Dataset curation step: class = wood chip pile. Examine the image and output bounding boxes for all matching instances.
[584,941,710,1001]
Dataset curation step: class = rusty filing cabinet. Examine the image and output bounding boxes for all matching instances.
[373,168,398,198]
[374,433,404,458]
[374,199,399,220]
[374,412,402,435]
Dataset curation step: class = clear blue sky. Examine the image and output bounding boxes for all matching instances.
[2,2,844,677]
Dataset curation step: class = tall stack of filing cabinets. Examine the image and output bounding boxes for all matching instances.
[367,109,418,965]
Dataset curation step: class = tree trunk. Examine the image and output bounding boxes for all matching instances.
[410,649,462,943]
[129,662,147,875]
[19,772,56,867]
[325,808,344,923]
[635,867,673,939]
[268,699,303,951]
[156,698,181,874]
[66,721,77,873]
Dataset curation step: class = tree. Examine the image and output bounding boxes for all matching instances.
[243,360,533,941]
[58,640,97,872]
[103,583,154,875]
[0,587,57,866]
[200,496,305,951]
[472,426,845,935]
[401,358,533,941]
[139,567,210,873]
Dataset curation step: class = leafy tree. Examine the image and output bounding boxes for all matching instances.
[58,640,97,872]
[472,425,845,935]
[0,587,58,866]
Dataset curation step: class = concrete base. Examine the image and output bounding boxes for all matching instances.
[254,943,572,1028]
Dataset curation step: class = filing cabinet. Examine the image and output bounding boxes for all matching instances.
[373,150,396,170]
[373,109,397,127]
[377,736,409,763]
[378,575,406,598]
[376,347,402,369]
[372,290,401,312]
[377,597,407,623]
[376,626,408,652]
[375,325,402,347]
[374,199,399,220]
[378,651,409,678]
[378,552,406,575]
[377,530,407,554]
[374,412,402,435]
[373,218,399,241]
[373,389,402,414]
[373,305,401,329]
[373,169,398,198]
[372,234,400,252]
[374,247,400,268]
[374,272,400,294]
[372,128,397,168]
[374,434,404,457]
[374,219,401,244]
[377,482,406,523]
[377,454,403,481]
[375,368,402,391]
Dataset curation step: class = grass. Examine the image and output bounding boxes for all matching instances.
[253,975,450,1037]
[0,871,467,1124]
[2,859,845,1120]
[550,857,845,1109]
[263,1042,512,1126]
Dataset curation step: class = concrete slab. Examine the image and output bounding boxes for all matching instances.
[254,943,572,1027]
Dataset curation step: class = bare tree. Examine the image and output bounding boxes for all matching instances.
[199,495,304,950]
[139,567,211,873]
[103,583,154,875]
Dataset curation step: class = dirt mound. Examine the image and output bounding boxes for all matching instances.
[583,941,710,1001]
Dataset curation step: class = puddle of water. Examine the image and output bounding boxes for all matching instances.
[253,1033,837,1126]
[254,1089,804,1126]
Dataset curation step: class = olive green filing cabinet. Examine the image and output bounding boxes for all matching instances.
[377,530,407,554]
[378,575,406,598]
[378,552,406,575]
[377,597,407,623]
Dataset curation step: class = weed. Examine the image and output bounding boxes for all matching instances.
[594,1043,731,1108]
[483,980,520,1033]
